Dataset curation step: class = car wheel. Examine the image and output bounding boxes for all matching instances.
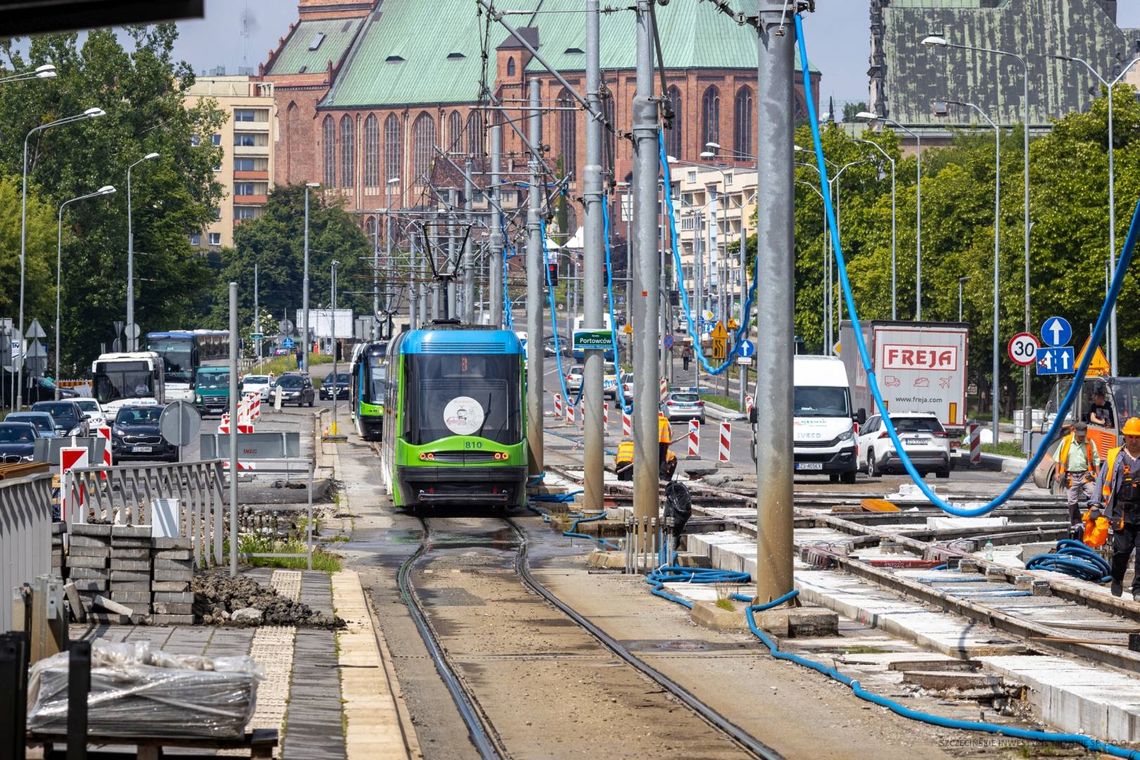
[308,398,314,408]
[840,470,857,485]
[935,469,950,479]
[868,451,880,478]
[829,474,840,483]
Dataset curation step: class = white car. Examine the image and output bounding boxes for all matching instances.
[72,397,107,429]
[240,374,274,401]
[857,412,951,478]
[566,366,584,394]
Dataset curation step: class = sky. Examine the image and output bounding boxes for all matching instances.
[170,1,1140,115]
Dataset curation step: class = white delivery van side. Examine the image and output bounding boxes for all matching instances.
[791,355,859,483]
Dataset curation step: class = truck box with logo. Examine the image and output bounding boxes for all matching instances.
[839,320,970,446]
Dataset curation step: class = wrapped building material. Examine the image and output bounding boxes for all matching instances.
[27,640,260,739]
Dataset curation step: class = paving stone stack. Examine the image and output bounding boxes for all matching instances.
[151,537,195,625]
[66,524,112,620]
[50,523,65,576]
[110,526,153,619]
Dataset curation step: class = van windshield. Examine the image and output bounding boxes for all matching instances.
[794,387,850,418]
[197,372,229,389]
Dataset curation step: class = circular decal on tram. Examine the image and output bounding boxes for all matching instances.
[443,396,485,436]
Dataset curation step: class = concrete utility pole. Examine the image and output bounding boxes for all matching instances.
[408,228,417,330]
[302,182,318,373]
[372,211,380,340]
[632,0,661,534]
[228,281,238,576]
[526,79,545,476]
[755,0,798,604]
[431,210,442,321]
[582,0,605,512]
[490,125,504,326]
[447,189,458,319]
[463,159,475,324]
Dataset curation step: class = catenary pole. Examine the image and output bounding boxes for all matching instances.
[755,0,798,603]
[526,79,544,476]
[447,189,458,319]
[582,0,605,512]
[463,159,475,323]
[490,125,504,327]
[228,281,238,576]
[632,0,660,540]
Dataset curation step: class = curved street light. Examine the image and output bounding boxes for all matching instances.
[126,151,160,351]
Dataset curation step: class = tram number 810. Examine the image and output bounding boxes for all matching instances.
[465,440,484,449]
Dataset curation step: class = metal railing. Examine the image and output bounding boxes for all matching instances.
[232,458,314,570]
[64,460,225,567]
[0,473,52,631]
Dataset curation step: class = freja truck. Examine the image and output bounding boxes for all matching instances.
[839,320,970,451]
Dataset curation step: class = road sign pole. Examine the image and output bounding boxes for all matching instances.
[582,0,605,514]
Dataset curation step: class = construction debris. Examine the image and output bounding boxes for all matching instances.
[192,572,344,628]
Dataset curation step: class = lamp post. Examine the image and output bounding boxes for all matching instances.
[126,151,160,352]
[923,34,1031,439]
[853,138,897,320]
[302,182,320,373]
[330,260,340,434]
[855,111,922,319]
[383,177,400,338]
[933,97,1002,445]
[0,63,56,85]
[1053,54,1140,376]
[957,276,971,321]
[56,185,115,399]
[17,107,106,411]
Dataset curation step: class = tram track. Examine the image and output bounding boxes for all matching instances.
[396,511,783,759]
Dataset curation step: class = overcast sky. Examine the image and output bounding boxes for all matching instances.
[170,1,1140,115]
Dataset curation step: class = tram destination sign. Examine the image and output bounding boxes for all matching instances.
[573,330,613,351]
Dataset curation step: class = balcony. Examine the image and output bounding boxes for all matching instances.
[234,194,268,205]
[233,170,269,181]
[233,144,270,157]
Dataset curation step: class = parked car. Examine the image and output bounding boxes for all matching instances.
[0,421,39,462]
[621,372,634,400]
[603,363,619,400]
[275,373,315,407]
[240,374,274,401]
[856,412,951,478]
[111,404,178,462]
[661,390,705,424]
[566,366,584,394]
[31,400,90,437]
[72,397,107,429]
[319,372,350,400]
[6,412,59,439]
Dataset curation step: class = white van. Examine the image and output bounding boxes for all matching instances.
[792,355,859,483]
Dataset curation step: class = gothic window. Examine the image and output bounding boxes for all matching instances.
[558,88,576,177]
[733,86,753,158]
[603,93,616,177]
[507,57,516,77]
[412,112,436,183]
[364,114,379,187]
[340,115,355,188]
[448,110,462,150]
[322,115,335,187]
[384,114,402,185]
[666,86,682,159]
[701,85,720,150]
[467,110,484,156]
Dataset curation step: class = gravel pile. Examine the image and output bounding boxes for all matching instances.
[192,572,345,629]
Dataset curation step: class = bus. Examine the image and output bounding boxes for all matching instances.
[90,352,165,417]
[350,341,388,441]
[144,330,229,401]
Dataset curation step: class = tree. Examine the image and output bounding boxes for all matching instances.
[842,101,869,123]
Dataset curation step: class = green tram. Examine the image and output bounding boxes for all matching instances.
[350,341,388,441]
[379,323,527,509]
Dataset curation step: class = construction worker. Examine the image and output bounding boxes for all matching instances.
[1089,417,1140,598]
[1087,387,1116,428]
[1057,421,1100,529]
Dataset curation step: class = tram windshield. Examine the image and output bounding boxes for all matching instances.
[406,354,521,445]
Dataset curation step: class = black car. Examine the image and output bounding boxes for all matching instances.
[31,400,89,437]
[319,372,350,400]
[0,422,38,463]
[112,405,178,462]
[275,373,315,407]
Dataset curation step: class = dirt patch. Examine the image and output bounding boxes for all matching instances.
[192,571,345,628]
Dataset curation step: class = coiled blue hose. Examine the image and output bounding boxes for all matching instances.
[1025,538,1112,583]
[794,12,1140,518]
[645,564,752,608]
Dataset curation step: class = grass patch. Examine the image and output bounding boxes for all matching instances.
[982,442,1025,458]
[841,646,890,655]
[252,352,333,377]
[714,598,735,611]
[701,393,742,412]
[237,533,343,572]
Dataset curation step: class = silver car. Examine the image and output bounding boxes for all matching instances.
[661,391,705,423]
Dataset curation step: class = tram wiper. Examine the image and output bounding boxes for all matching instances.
[476,394,492,438]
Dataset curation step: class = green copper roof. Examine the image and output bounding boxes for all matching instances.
[267,18,364,76]
[320,0,811,110]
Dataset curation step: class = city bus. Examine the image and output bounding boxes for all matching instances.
[90,352,165,417]
[144,330,229,401]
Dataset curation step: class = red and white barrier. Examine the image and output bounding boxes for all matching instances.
[566,404,576,426]
[603,402,609,427]
[219,411,252,435]
[718,421,732,463]
[553,393,564,419]
[61,447,89,523]
[218,413,230,435]
[96,426,112,469]
[659,377,669,402]
[621,411,632,438]
[221,461,258,471]
[745,394,754,417]
[687,419,701,459]
[968,422,981,465]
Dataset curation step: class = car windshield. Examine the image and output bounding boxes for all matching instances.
[116,407,163,424]
[569,367,582,376]
[793,387,851,418]
[332,373,349,383]
[243,376,268,385]
[672,393,699,404]
[277,376,303,389]
[75,400,99,413]
[32,403,78,426]
[10,414,53,433]
[894,417,944,434]
[197,372,228,389]
[0,425,34,443]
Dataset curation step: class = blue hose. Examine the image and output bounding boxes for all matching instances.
[794,12,1140,518]
[601,201,632,414]
[502,224,515,329]
[541,218,575,404]
[645,564,752,608]
[1025,538,1111,583]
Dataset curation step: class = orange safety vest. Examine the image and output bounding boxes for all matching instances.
[1103,446,1125,502]
[1057,435,1096,474]
[658,415,671,445]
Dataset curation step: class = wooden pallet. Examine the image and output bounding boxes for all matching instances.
[29,728,278,759]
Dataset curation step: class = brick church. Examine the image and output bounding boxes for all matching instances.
[260,0,820,231]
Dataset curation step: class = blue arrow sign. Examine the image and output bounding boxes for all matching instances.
[1036,346,1075,376]
[1040,316,1072,348]
[739,339,756,358]
[281,337,295,349]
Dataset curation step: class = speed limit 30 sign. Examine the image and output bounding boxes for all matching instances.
[1007,332,1040,366]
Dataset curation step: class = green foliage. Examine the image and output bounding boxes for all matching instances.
[982,442,1025,458]
[700,393,741,411]
[237,532,343,573]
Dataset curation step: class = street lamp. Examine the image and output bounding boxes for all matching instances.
[1053,54,1140,376]
[853,138,897,319]
[924,33,1032,438]
[17,106,105,410]
[933,97,1002,446]
[381,176,400,340]
[855,111,923,320]
[0,63,56,85]
[126,151,159,352]
[56,185,115,398]
[302,182,321,373]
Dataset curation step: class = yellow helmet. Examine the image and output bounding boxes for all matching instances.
[1122,417,1140,436]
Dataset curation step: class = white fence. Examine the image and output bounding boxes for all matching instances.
[0,473,52,631]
